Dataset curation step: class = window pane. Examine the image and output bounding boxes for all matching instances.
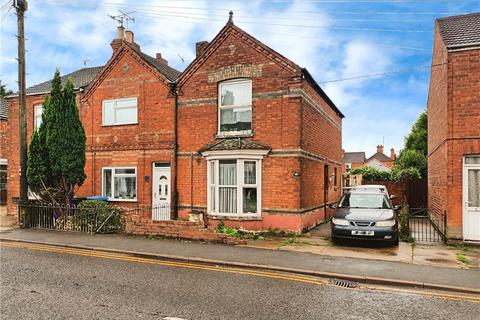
[219,187,237,213]
[243,188,257,213]
[116,98,137,108]
[466,157,480,165]
[114,176,136,199]
[115,106,137,124]
[103,102,114,125]
[115,168,135,174]
[34,105,43,129]
[219,160,237,185]
[210,161,215,183]
[220,108,252,132]
[210,186,215,211]
[468,169,480,207]
[220,81,252,107]
[103,169,112,197]
[244,161,256,184]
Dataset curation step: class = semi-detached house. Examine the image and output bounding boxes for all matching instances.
[4,16,344,233]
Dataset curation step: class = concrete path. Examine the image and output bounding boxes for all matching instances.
[1,229,479,293]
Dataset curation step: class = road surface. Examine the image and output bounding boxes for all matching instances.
[0,242,479,320]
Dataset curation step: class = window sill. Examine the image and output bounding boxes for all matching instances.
[101,123,138,127]
[216,132,253,139]
[207,214,262,221]
[106,198,137,202]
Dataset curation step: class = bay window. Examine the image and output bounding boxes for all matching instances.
[102,167,137,201]
[102,97,138,126]
[218,79,252,135]
[207,158,261,216]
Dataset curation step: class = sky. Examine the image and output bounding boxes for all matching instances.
[1,0,479,156]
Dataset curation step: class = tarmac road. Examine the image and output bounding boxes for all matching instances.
[1,243,479,320]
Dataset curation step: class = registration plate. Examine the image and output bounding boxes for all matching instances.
[351,230,374,236]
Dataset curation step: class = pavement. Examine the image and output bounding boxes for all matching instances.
[1,228,479,294]
[2,244,479,320]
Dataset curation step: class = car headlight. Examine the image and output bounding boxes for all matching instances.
[332,218,350,226]
[376,219,396,227]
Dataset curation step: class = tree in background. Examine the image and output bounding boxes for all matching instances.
[27,70,86,205]
[395,110,428,177]
[0,82,14,97]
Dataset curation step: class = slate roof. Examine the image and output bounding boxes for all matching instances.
[199,138,271,153]
[0,96,8,119]
[437,12,480,49]
[19,66,104,96]
[343,152,366,164]
[139,51,181,82]
[366,152,393,163]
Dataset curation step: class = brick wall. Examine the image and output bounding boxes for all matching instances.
[124,209,245,244]
[428,22,480,240]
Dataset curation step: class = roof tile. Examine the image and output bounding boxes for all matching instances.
[437,12,480,49]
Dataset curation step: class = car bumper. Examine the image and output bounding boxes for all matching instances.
[331,225,398,241]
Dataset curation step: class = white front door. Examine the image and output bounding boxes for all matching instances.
[463,156,480,241]
[152,163,171,221]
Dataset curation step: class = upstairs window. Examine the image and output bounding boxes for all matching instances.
[34,104,43,130]
[102,97,138,126]
[219,79,252,135]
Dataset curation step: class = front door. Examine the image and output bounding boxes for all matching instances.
[152,163,171,221]
[463,156,480,241]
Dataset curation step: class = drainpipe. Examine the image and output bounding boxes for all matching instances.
[170,82,179,219]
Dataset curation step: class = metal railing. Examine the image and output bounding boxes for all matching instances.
[408,208,447,243]
[24,203,123,234]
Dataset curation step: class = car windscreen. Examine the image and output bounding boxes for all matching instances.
[338,193,391,209]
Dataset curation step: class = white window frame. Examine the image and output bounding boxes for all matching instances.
[34,104,44,130]
[345,163,352,171]
[102,167,137,202]
[218,79,252,136]
[102,97,138,126]
[205,150,268,217]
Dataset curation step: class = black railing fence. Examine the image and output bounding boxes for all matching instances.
[23,203,123,234]
[407,208,447,243]
[22,203,172,233]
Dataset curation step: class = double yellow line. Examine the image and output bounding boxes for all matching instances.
[1,240,479,303]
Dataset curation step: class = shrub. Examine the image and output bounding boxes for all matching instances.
[350,166,421,182]
[77,200,123,233]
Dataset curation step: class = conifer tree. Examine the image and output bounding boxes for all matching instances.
[27,70,86,205]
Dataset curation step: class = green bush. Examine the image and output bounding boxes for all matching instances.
[350,166,421,182]
[77,200,123,233]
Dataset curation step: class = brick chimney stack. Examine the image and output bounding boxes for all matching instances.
[110,26,125,51]
[390,148,396,160]
[376,145,384,154]
[195,41,209,57]
[155,53,168,65]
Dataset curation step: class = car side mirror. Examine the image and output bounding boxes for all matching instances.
[394,205,402,211]
[328,203,337,209]
[390,195,397,200]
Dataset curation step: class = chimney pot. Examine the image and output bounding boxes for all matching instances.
[376,145,384,154]
[117,26,125,40]
[195,41,209,57]
[125,30,134,43]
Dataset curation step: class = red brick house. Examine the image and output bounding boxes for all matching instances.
[5,17,343,233]
[428,13,480,242]
[175,18,343,231]
[342,145,395,174]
